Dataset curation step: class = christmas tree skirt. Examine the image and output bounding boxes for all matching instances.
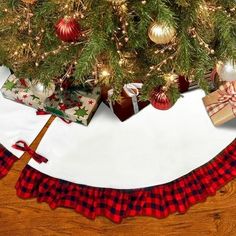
[13,88,236,219]
[0,144,18,179]
[16,140,236,223]
[1,64,235,221]
[27,90,235,189]
[0,66,51,178]
[13,89,236,222]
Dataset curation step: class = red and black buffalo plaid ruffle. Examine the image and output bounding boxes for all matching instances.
[15,139,236,223]
[0,144,18,179]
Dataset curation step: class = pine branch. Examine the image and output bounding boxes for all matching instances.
[213,10,236,60]
[75,31,107,82]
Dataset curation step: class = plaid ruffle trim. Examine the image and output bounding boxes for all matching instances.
[15,139,236,223]
[0,144,18,179]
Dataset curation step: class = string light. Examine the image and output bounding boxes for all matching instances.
[146,52,177,77]
[2,0,235,96]
[189,27,215,55]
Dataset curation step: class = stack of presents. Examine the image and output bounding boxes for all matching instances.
[1,74,149,125]
[1,69,235,126]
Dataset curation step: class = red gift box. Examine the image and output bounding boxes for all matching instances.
[102,83,149,122]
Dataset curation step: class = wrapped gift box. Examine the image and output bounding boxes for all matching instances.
[102,83,149,122]
[44,86,101,126]
[202,81,236,126]
[1,74,45,110]
[1,74,101,126]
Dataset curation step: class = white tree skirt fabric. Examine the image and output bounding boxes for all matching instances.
[29,89,236,189]
[0,66,50,158]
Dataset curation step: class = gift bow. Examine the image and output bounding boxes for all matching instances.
[206,82,236,117]
[123,83,143,114]
[12,141,48,164]
[123,83,143,97]
[108,83,143,114]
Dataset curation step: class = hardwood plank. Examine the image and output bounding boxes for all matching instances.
[0,116,235,236]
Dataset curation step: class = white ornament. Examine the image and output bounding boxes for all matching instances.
[31,81,55,101]
[216,60,236,82]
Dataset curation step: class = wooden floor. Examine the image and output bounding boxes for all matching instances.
[0,117,236,236]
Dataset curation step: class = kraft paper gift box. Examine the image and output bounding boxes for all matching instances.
[102,83,149,122]
[1,74,45,110]
[202,81,236,126]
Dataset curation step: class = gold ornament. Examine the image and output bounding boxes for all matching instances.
[148,21,176,45]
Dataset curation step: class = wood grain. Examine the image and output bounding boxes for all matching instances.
[0,116,236,236]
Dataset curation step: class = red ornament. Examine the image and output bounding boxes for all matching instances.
[177,75,190,93]
[55,17,82,42]
[150,87,173,110]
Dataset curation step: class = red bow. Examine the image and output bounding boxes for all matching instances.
[12,141,48,164]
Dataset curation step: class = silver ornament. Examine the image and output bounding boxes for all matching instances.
[31,81,55,101]
[216,60,236,82]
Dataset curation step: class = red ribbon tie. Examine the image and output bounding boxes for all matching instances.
[12,141,48,164]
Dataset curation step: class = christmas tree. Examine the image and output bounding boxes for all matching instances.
[0,0,235,105]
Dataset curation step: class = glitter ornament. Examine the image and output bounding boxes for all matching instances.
[150,87,173,110]
[55,17,82,42]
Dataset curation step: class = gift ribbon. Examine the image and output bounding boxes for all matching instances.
[107,89,115,113]
[36,109,72,124]
[12,141,48,164]
[108,83,143,114]
[123,83,143,114]
[85,78,97,87]
[206,82,236,117]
